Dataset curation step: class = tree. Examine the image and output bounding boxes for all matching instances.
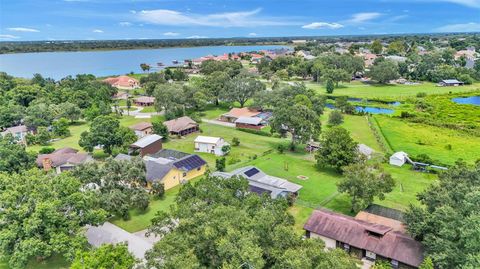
[154,84,185,119]
[52,118,70,137]
[338,160,395,212]
[404,162,480,269]
[73,157,148,219]
[315,127,358,172]
[152,121,169,140]
[322,68,351,87]
[368,59,400,84]
[371,39,383,54]
[35,126,51,145]
[202,71,230,106]
[24,103,54,129]
[221,144,231,155]
[79,116,124,154]
[325,79,334,94]
[0,135,35,173]
[0,169,106,268]
[71,243,137,269]
[145,175,357,269]
[328,110,344,125]
[215,157,226,171]
[57,102,81,123]
[387,40,406,55]
[151,182,165,198]
[0,103,24,129]
[223,77,265,107]
[419,257,434,269]
[270,104,321,150]
[140,63,150,73]
[232,137,240,146]
[126,98,132,116]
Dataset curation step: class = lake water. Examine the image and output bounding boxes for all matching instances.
[326,104,394,114]
[452,96,480,106]
[0,45,287,80]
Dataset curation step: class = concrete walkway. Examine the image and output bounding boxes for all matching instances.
[202,119,235,128]
[115,106,163,119]
[133,229,162,244]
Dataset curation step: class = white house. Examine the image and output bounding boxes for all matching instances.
[194,136,229,156]
[389,151,409,167]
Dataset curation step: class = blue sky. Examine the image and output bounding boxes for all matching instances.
[0,0,479,41]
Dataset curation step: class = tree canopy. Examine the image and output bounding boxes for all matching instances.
[315,127,358,172]
[71,243,137,269]
[0,135,35,173]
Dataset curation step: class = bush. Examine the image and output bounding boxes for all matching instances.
[232,137,240,146]
[237,128,272,137]
[416,92,427,98]
[92,151,109,160]
[215,157,226,171]
[328,110,344,126]
[221,145,231,155]
[415,153,433,164]
[39,147,55,154]
[151,182,165,199]
[400,111,414,118]
[227,157,240,165]
[276,144,286,154]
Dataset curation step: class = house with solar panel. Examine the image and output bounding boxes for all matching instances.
[144,149,207,190]
[212,166,302,199]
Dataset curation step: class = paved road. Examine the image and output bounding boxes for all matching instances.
[202,119,235,128]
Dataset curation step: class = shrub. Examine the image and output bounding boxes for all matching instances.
[445,144,452,150]
[215,157,226,171]
[92,151,109,160]
[227,157,241,165]
[276,144,286,154]
[232,137,240,146]
[415,153,433,164]
[328,110,344,126]
[221,145,231,155]
[237,128,271,137]
[416,92,427,98]
[151,182,165,199]
[39,147,55,154]
[400,111,414,118]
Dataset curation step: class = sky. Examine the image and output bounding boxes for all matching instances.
[0,0,479,41]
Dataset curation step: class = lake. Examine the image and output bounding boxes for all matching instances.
[452,96,480,106]
[0,45,287,80]
[326,104,394,115]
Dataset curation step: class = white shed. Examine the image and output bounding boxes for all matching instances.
[389,151,408,167]
[194,136,229,156]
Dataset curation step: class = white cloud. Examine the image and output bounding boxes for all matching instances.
[248,32,258,36]
[302,22,344,29]
[137,8,300,27]
[0,34,19,40]
[92,29,104,33]
[187,35,208,39]
[436,22,480,32]
[346,12,382,23]
[7,27,39,32]
[163,32,180,36]
[119,22,132,27]
[438,0,480,7]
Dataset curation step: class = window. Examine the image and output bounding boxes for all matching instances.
[391,260,399,268]
[365,251,376,261]
[183,172,187,177]
[197,167,201,171]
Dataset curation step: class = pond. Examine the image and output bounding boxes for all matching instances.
[325,104,394,114]
[451,96,480,106]
[347,98,400,106]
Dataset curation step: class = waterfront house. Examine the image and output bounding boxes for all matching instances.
[194,136,229,156]
[213,166,302,199]
[163,116,199,136]
[36,147,93,173]
[304,209,424,269]
[129,122,153,138]
[130,134,163,157]
[103,75,140,90]
[145,149,207,190]
[133,96,155,106]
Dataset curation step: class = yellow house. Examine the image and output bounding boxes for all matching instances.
[144,149,207,190]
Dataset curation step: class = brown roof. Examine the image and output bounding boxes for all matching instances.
[134,96,155,104]
[36,147,91,168]
[304,209,424,267]
[163,116,198,133]
[1,125,28,135]
[130,122,153,131]
[103,75,139,88]
[223,107,260,119]
[355,211,406,233]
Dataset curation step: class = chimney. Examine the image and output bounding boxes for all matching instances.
[42,158,52,171]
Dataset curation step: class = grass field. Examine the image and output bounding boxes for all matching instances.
[306,81,480,100]
[374,115,480,165]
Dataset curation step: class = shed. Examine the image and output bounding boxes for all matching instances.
[130,134,163,157]
[439,79,464,87]
[389,152,408,167]
[234,117,265,130]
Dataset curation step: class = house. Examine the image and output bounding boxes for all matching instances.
[36,147,93,173]
[130,134,163,157]
[389,151,409,167]
[163,116,199,136]
[235,116,266,130]
[358,144,375,159]
[355,204,406,233]
[85,222,153,260]
[144,149,207,190]
[304,209,424,269]
[438,79,464,87]
[363,53,378,67]
[113,91,131,100]
[219,107,261,123]
[385,55,407,63]
[103,75,140,90]
[194,136,230,156]
[1,125,30,144]
[212,166,303,199]
[129,122,153,138]
[133,96,155,106]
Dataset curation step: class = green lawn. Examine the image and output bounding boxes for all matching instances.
[339,114,384,152]
[374,115,480,165]
[1,255,69,269]
[140,106,156,113]
[201,106,229,119]
[306,81,480,100]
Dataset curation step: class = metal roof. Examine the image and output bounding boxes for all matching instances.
[234,116,264,125]
[131,134,163,148]
[194,136,222,144]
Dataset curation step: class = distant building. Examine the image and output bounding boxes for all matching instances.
[220,107,261,123]
[194,136,230,156]
[36,147,93,173]
[1,125,31,144]
[438,79,464,87]
[130,134,163,157]
[145,149,207,190]
[358,144,375,159]
[385,55,407,63]
[363,53,378,67]
[304,209,424,269]
[213,166,302,199]
[235,116,266,130]
[163,116,199,136]
[129,122,153,138]
[103,75,140,90]
[133,96,155,106]
[389,151,409,167]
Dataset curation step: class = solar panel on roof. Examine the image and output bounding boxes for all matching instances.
[249,185,272,195]
[244,168,260,177]
[173,155,206,171]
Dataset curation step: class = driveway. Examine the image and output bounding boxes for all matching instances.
[115,106,164,119]
[202,119,235,128]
